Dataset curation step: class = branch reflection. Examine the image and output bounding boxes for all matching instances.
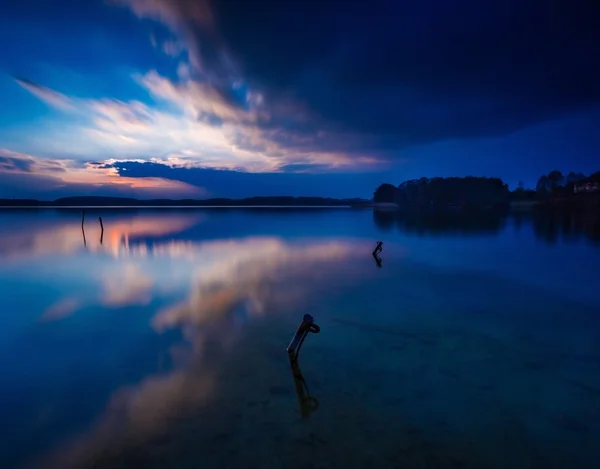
[0,211,203,260]
[289,357,319,419]
[287,314,320,419]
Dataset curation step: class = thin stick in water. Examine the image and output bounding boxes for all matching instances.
[81,209,86,247]
[99,216,104,245]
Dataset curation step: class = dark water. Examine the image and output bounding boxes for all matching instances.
[0,208,599,469]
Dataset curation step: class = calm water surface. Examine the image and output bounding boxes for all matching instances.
[0,208,599,469]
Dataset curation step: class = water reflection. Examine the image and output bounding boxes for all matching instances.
[371,241,383,267]
[527,210,600,245]
[373,208,600,245]
[0,213,370,469]
[1,209,599,469]
[289,357,319,420]
[373,209,508,236]
[151,238,361,333]
[33,233,365,469]
[0,210,203,260]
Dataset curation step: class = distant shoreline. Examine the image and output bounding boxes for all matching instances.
[0,205,355,209]
[0,195,370,209]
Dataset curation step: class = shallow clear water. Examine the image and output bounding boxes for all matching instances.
[0,208,599,469]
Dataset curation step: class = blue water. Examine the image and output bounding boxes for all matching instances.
[0,208,599,469]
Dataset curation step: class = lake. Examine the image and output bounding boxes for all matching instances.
[0,208,599,469]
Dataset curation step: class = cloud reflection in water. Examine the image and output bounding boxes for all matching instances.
[0,212,203,261]
[11,213,370,469]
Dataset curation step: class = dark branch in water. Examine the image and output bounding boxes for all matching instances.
[372,241,383,256]
[81,209,86,247]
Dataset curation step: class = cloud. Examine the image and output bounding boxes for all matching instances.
[0,148,70,174]
[4,0,600,203]
[107,1,399,173]
[14,77,75,111]
[113,0,214,34]
[113,0,226,84]
[95,160,386,198]
[12,0,597,201]
[13,75,387,183]
[113,0,600,148]
[0,154,35,172]
[0,149,203,199]
[162,40,183,57]
[135,69,267,124]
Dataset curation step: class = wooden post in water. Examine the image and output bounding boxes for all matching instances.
[81,209,87,247]
[99,216,104,245]
[372,241,383,256]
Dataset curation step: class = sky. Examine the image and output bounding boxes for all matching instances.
[0,0,599,199]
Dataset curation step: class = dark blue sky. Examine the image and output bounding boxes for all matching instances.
[0,0,599,199]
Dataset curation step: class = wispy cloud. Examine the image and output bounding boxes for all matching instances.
[14,77,76,111]
[135,70,267,124]
[162,40,184,57]
[112,0,215,73]
[113,0,214,34]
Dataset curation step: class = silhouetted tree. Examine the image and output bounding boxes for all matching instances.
[536,175,550,195]
[373,183,397,203]
[563,172,585,195]
[376,177,509,211]
[547,170,564,194]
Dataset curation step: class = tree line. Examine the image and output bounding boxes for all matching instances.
[534,170,600,196]
[374,171,600,210]
[373,177,510,210]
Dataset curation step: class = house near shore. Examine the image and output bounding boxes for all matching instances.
[574,181,600,193]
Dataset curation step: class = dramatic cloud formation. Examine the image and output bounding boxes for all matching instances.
[1,0,599,197]
[208,0,600,140]
[9,66,384,197]
[16,70,382,172]
[111,0,600,141]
